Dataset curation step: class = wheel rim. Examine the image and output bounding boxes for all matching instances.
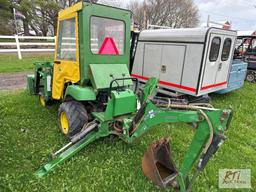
[39,95,46,107]
[247,74,254,82]
[60,112,69,135]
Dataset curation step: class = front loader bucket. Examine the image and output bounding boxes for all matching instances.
[142,138,178,189]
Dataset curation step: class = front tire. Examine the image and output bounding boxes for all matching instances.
[39,94,46,107]
[38,92,51,107]
[58,101,88,139]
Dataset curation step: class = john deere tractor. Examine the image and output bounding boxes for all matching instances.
[27,2,233,191]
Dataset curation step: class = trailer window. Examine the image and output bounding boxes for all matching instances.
[221,38,232,61]
[90,16,125,55]
[209,37,221,62]
[57,18,76,61]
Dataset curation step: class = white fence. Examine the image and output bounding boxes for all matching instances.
[0,35,56,59]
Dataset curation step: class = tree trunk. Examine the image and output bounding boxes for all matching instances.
[23,19,30,35]
[53,17,58,35]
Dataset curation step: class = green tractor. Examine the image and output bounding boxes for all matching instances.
[27,2,233,191]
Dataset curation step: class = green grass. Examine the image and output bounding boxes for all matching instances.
[0,83,255,192]
[0,53,53,73]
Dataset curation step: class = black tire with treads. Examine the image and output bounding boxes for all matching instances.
[58,101,88,139]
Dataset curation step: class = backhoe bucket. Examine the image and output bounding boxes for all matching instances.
[142,138,178,189]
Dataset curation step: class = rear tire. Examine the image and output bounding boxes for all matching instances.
[58,101,88,139]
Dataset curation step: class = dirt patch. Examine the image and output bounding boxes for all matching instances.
[0,71,32,91]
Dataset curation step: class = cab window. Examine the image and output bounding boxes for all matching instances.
[221,38,232,61]
[90,16,125,55]
[209,37,221,62]
[57,18,76,61]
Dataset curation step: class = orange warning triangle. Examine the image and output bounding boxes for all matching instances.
[98,37,119,55]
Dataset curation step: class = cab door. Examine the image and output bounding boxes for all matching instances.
[52,12,80,100]
[201,34,223,89]
[215,36,235,84]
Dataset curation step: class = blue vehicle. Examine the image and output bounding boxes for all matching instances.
[216,59,247,94]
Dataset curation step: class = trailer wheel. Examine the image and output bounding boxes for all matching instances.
[246,71,256,83]
[58,101,88,139]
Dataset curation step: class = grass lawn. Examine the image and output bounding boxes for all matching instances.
[0,83,255,192]
[0,53,53,73]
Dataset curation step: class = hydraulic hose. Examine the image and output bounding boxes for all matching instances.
[154,101,214,155]
[52,121,98,158]
[198,109,214,154]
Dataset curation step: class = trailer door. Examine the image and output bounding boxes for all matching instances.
[215,36,235,84]
[201,34,223,90]
[143,44,162,78]
[160,45,185,85]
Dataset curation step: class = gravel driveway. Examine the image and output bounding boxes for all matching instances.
[0,71,32,91]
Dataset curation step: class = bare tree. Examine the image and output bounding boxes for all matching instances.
[129,0,199,29]
[11,0,81,36]
[10,0,126,36]
[0,0,13,35]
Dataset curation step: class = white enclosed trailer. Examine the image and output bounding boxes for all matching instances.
[131,27,237,96]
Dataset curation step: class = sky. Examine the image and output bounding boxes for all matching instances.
[194,0,256,31]
[120,0,256,31]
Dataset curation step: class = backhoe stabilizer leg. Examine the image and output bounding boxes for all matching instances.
[35,130,104,178]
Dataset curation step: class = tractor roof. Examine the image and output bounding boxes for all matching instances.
[58,1,131,20]
[58,2,83,20]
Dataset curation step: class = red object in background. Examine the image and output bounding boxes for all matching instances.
[98,37,119,55]
[223,21,231,30]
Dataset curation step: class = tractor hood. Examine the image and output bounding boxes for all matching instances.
[89,64,132,90]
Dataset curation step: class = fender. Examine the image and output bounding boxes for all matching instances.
[65,85,96,101]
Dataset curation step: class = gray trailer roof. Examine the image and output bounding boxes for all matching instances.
[139,27,237,43]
